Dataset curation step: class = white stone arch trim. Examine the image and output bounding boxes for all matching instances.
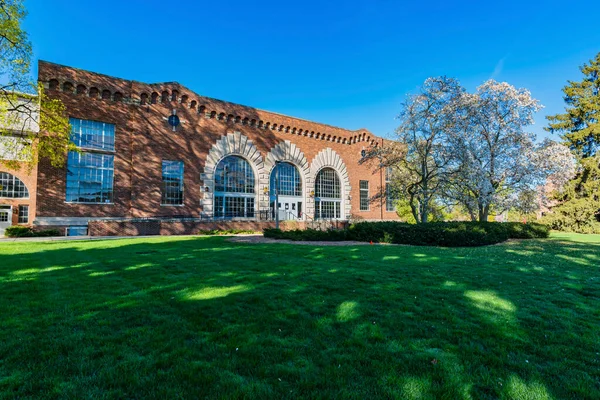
[264,140,310,219]
[200,131,265,217]
[309,148,351,219]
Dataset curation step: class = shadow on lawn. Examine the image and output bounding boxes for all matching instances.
[0,236,599,399]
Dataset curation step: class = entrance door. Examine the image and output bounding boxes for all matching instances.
[0,206,12,237]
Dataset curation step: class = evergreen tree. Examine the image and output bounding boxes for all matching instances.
[544,52,600,233]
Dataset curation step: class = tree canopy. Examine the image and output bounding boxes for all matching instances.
[542,52,600,233]
[0,0,71,169]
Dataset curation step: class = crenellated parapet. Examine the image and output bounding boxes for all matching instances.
[39,60,378,147]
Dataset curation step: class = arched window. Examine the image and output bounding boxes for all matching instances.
[314,168,341,219]
[270,162,302,198]
[270,162,303,219]
[214,156,255,218]
[0,172,29,198]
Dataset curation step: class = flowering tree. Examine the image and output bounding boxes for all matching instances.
[445,80,545,221]
[379,77,464,223]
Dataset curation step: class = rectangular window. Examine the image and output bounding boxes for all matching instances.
[66,151,114,203]
[315,200,340,219]
[67,226,88,236]
[215,196,254,218]
[18,205,29,223]
[70,118,115,151]
[161,160,184,205]
[385,167,396,211]
[359,180,369,211]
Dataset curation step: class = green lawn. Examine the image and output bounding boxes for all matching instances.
[0,233,599,399]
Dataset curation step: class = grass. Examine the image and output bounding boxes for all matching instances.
[0,233,599,399]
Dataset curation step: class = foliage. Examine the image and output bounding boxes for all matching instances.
[0,0,71,168]
[1,234,598,398]
[265,221,548,247]
[264,228,348,241]
[546,52,600,158]
[198,229,260,235]
[543,52,600,233]
[540,196,600,234]
[445,81,548,221]
[4,226,60,237]
[379,77,464,223]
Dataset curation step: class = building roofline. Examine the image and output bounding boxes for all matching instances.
[38,60,380,138]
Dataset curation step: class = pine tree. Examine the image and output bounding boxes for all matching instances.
[544,52,600,233]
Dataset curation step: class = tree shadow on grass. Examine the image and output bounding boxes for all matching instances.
[0,235,598,398]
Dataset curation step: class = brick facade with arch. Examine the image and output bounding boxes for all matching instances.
[31,60,399,235]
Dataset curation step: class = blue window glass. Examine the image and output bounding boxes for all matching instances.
[161,161,184,205]
[269,162,302,198]
[66,151,114,203]
[214,156,255,194]
[70,118,115,151]
[214,156,255,218]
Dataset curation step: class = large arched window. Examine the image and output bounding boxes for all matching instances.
[214,156,255,218]
[270,162,302,197]
[270,162,303,219]
[0,172,29,198]
[314,168,341,219]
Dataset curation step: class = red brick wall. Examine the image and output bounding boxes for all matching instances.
[0,161,37,227]
[36,61,400,227]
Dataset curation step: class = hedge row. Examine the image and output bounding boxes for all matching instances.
[264,221,549,247]
[4,226,61,238]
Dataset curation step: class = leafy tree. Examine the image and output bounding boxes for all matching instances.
[0,0,71,169]
[543,52,600,233]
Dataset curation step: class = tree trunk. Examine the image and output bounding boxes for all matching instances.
[478,204,490,222]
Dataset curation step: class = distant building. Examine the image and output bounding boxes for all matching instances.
[1,61,399,236]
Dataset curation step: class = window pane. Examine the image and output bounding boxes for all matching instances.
[18,205,29,223]
[215,156,255,194]
[161,160,184,205]
[314,168,341,220]
[315,168,340,199]
[270,162,302,198]
[360,180,369,211]
[0,172,29,198]
[214,156,256,219]
[66,151,114,203]
[70,118,115,151]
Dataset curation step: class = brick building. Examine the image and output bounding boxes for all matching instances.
[1,61,399,236]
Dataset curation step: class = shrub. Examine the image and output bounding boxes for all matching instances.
[502,222,550,239]
[347,221,510,247]
[263,228,348,241]
[5,226,34,237]
[4,227,61,238]
[264,222,549,247]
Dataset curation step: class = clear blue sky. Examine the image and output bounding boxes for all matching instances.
[24,0,600,141]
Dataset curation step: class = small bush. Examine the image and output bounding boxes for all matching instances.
[4,227,62,238]
[4,226,35,237]
[264,222,549,247]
